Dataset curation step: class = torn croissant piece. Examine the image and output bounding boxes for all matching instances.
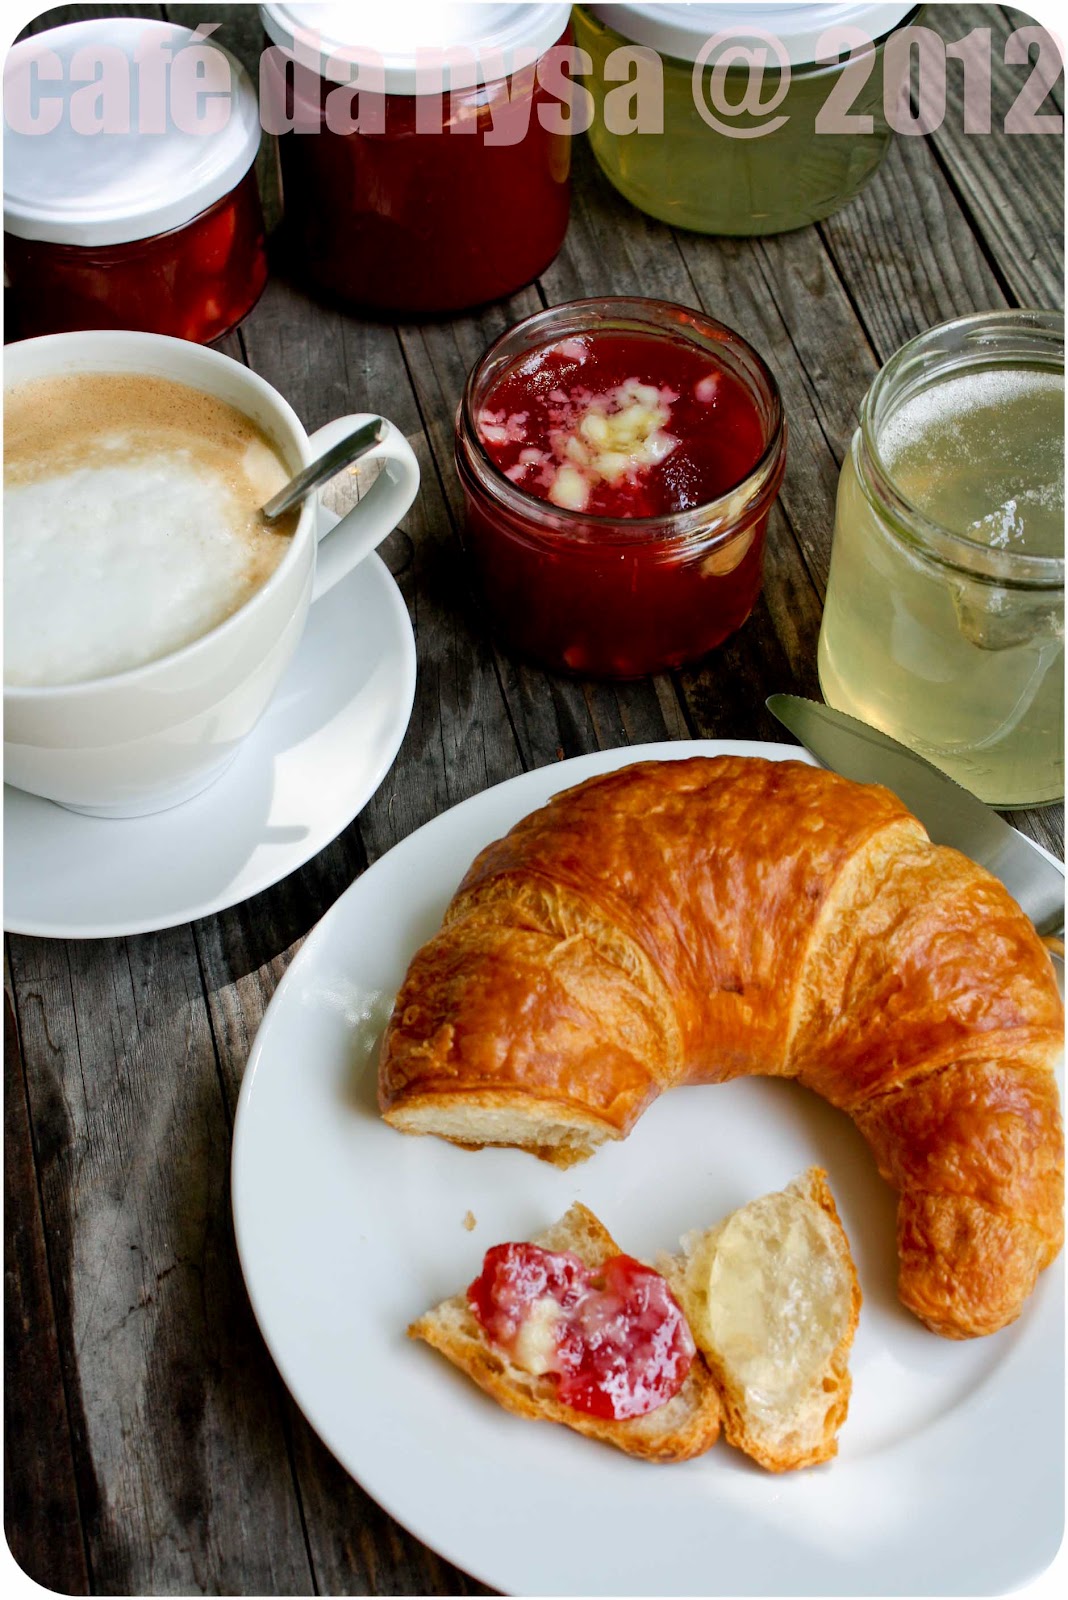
[380,756,1064,1339]
[666,1168,861,1472]
[409,1202,723,1462]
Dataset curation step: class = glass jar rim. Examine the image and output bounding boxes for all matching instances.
[577,4,919,70]
[458,296,786,548]
[857,308,1065,589]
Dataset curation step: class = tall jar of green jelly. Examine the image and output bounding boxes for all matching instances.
[573,4,918,235]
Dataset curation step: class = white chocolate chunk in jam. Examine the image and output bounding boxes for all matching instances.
[545,377,680,506]
[511,1294,564,1376]
[548,464,590,511]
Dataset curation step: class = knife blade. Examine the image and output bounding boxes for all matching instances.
[766,694,1064,938]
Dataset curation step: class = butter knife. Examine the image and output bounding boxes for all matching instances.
[766,694,1064,938]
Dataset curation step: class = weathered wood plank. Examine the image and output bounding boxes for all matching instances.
[201,268,508,1595]
[287,1427,492,1598]
[925,4,1064,308]
[4,971,90,1595]
[1002,6,1063,113]
[1005,803,1063,856]
[819,133,1009,351]
[7,931,314,1595]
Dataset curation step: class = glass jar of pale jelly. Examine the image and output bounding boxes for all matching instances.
[818,311,1064,809]
[4,20,267,343]
[573,3,916,235]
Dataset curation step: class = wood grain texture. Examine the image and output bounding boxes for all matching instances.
[924,4,1064,308]
[3,4,1062,1592]
[7,930,314,1594]
[819,134,1010,349]
[4,978,89,1594]
[199,269,501,1594]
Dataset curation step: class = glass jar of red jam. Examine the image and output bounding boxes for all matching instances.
[258,4,572,314]
[4,20,267,345]
[455,298,787,677]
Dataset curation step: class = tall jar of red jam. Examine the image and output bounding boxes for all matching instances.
[258,4,572,314]
[4,20,267,344]
[455,298,787,678]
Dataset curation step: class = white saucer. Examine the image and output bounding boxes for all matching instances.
[3,553,416,939]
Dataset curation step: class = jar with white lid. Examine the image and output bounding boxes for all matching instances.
[573,3,918,235]
[259,3,572,313]
[4,19,267,343]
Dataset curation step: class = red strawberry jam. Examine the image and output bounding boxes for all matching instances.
[455,300,787,678]
[476,331,765,519]
[6,170,267,344]
[468,1241,695,1420]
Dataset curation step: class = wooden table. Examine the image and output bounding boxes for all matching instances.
[5,5,1064,1593]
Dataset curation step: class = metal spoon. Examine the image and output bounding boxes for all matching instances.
[261,417,387,522]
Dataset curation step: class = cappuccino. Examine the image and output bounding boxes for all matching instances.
[4,374,299,686]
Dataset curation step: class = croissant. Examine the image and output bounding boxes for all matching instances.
[378,757,1064,1339]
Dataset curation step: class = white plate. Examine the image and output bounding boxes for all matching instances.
[231,739,1064,1597]
[3,553,415,939]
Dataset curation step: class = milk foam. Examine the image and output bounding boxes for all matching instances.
[4,375,297,687]
[8,458,262,684]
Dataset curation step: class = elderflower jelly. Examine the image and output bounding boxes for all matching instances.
[258,3,572,314]
[573,4,917,236]
[4,20,266,343]
[818,311,1065,808]
[455,297,787,678]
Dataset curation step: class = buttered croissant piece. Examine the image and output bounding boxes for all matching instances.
[666,1167,861,1472]
[379,757,1064,1339]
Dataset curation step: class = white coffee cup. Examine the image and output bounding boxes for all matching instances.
[3,330,420,817]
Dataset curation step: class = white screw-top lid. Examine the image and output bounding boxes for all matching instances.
[581,4,916,67]
[3,19,262,247]
[260,2,573,93]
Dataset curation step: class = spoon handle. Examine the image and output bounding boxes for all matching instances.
[262,416,387,521]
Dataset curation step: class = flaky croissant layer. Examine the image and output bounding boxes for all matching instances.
[378,757,1064,1338]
